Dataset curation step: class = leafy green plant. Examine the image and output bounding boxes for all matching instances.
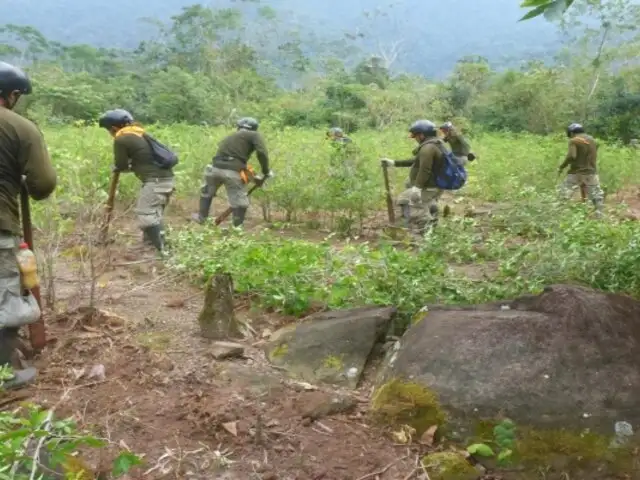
[467,419,517,466]
[0,367,142,478]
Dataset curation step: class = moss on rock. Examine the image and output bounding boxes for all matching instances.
[422,452,477,480]
[269,343,288,360]
[370,378,446,435]
[515,427,636,475]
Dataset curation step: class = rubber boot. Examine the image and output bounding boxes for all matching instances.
[143,225,164,252]
[429,203,439,227]
[593,199,604,218]
[191,196,213,224]
[231,207,247,227]
[400,205,411,228]
[0,328,36,390]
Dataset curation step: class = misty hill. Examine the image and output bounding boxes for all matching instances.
[6,0,562,77]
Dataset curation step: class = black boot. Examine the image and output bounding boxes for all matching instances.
[191,196,213,224]
[429,203,439,227]
[142,225,164,252]
[232,207,247,227]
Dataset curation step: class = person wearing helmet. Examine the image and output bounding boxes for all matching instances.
[192,117,272,227]
[439,121,475,165]
[326,127,352,144]
[558,123,604,217]
[0,62,57,389]
[380,120,445,233]
[98,109,175,253]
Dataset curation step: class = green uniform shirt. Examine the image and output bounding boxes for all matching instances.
[113,129,173,182]
[446,130,471,157]
[396,138,445,188]
[560,133,598,175]
[0,108,57,235]
[212,129,270,175]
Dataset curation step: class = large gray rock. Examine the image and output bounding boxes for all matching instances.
[265,306,396,388]
[378,284,640,434]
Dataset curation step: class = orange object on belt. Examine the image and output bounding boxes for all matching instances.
[240,165,255,184]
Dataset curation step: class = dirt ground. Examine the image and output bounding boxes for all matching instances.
[10,190,640,479]
[14,198,437,480]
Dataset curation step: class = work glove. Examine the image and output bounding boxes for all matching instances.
[467,152,476,162]
[254,171,273,187]
[409,186,421,196]
[380,158,395,167]
[111,165,121,173]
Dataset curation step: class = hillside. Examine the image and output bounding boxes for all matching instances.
[5,0,561,77]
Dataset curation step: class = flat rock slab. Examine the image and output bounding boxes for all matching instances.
[378,284,640,435]
[265,306,396,388]
[208,341,245,360]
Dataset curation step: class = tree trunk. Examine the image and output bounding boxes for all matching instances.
[198,273,241,340]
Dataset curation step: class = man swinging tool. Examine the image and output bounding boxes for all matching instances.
[0,62,57,389]
[98,109,177,255]
[192,117,273,227]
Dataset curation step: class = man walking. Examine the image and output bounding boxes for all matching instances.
[99,109,176,254]
[192,117,272,227]
[381,120,445,234]
[0,62,57,389]
[558,123,604,217]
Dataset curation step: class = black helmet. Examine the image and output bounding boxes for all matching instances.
[237,117,259,131]
[409,120,437,136]
[567,123,585,137]
[327,127,344,137]
[99,109,134,129]
[0,62,32,98]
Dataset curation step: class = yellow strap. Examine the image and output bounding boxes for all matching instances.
[114,125,145,138]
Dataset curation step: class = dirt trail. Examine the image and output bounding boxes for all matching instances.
[19,208,423,479]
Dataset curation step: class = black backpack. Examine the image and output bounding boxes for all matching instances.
[143,133,179,169]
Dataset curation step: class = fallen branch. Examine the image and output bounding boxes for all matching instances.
[355,454,409,480]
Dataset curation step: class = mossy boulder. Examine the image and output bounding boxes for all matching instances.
[421,452,477,480]
[370,378,446,436]
[378,285,640,436]
[264,306,395,388]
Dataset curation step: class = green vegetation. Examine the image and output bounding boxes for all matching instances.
[3,0,640,476]
[0,367,140,478]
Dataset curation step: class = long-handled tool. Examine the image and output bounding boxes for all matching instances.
[100,171,120,243]
[381,164,396,224]
[214,184,259,226]
[19,180,46,351]
[580,183,587,202]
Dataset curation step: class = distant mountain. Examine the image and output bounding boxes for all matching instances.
[4,0,562,77]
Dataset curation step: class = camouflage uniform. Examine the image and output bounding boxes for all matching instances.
[557,133,604,211]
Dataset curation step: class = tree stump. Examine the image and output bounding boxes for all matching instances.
[198,273,242,339]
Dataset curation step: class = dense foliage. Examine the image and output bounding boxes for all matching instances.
[5,0,559,78]
[2,1,640,141]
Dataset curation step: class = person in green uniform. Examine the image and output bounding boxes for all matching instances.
[381,120,445,233]
[439,121,475,166]
[558,123,604,217]
[99,109,175,253]
[192,117,272,227]
[0,62,57,389]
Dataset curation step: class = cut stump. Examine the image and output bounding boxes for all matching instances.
[197,273,241,340]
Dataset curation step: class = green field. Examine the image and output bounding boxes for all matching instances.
[36,124,640,324]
